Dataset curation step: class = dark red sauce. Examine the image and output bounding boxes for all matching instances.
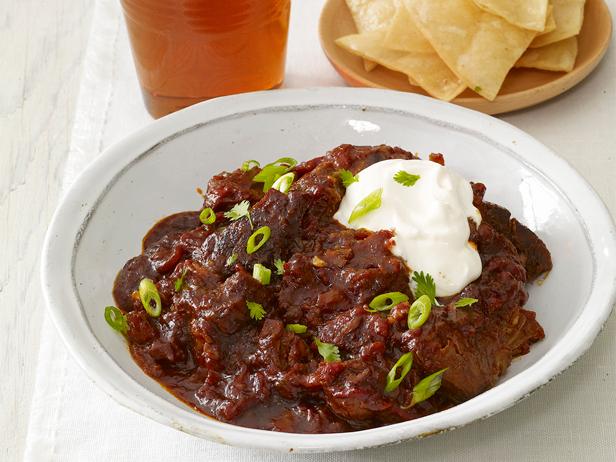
[112,144,552,433]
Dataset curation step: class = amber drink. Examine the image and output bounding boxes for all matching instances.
[121,0,291,118]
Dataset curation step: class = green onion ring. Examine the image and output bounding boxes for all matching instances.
[138,278,162,317]
[246,226,271,254]
[252,157,297,191]
[407,295,432,329]
[253,164,287,191]
[241,159,260,171]
[271,172,295,194]
[199,207,216,225]
[366,291,409,313]
[385,351,414,393]
[273,157,297,168]
[252,263,271,285]
[104,306,128,334]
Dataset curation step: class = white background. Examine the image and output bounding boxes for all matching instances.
[1,0,615,460]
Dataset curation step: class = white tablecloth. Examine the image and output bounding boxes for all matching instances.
[25,0,616,460]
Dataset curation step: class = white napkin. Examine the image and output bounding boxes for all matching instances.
[25,0,616,460]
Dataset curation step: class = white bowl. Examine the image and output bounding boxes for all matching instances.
[42,88,616,453]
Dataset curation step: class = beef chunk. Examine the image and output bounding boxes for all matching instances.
[473,182,552,281]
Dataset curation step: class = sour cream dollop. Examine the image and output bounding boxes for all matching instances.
[334,159,482,297]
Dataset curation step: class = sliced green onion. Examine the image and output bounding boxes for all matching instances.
[241,159,260,172]
[454,297,478,308]
[366,292,409,313]
[252,157,297,191]
[274,258,285,275]
[199,207,216,225]
[271,172,295,194]
[385,352,414,393]
[253,164,287,191]
[246,226,271,254]
[273,157,297,168]
[407,295,432,329]
[348,187,383,223]
[139,278,162,317]
[314,338,341,362]
[174,268,188,292]
[226,253,238,266]
[252,263,271,285]
[246,300,266,320]
[104,306,127,334]
[403,368,448,408]
[286,323,307,334]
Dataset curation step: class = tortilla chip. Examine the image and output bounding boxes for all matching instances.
[337,31,406,65]
[531,0,585,47]
[383,2,433,53]
[364,60,378,71]
[336,31,466,100]
[544,4,557,33]
[345,0,397,31]
[394,53,467,99]
[473,0,549,31]
[516,36,578,71]
[345,0,397,71]
[404,0,536,100]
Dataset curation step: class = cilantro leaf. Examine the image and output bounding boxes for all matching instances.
[337,169,358,188]
[454,297,478,308]
[224,200,253,228]
[412,271,436,305]
[274,258,285,275]
[314,338,341,362]
[246,301,266,321]
[393,170,421,187]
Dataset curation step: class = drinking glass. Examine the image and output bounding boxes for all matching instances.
[121,0,291,118]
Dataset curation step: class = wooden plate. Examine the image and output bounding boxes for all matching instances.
[319,0,612,114]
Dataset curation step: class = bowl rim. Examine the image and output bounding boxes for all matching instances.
[41,87,616,452]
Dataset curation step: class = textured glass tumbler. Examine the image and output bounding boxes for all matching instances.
[121,0,291,118]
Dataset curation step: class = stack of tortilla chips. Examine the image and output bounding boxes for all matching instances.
[337,0,585,100]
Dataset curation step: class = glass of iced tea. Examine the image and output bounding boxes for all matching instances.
[121,0,291,118]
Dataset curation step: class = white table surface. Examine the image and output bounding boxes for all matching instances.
[1,0,615,460]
